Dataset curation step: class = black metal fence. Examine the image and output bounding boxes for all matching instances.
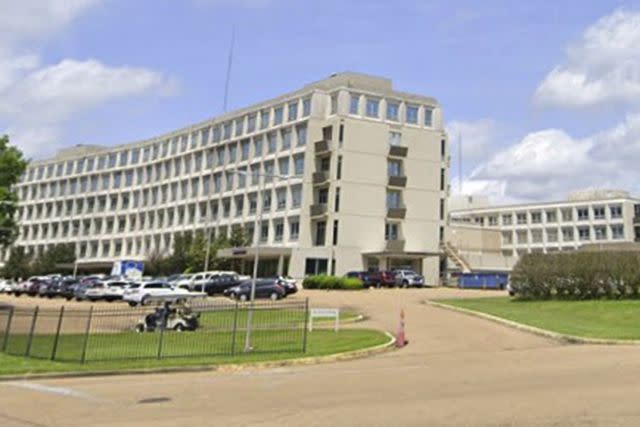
[0,299,309,363]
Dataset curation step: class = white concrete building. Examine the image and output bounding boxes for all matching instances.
[449,190,640,258]
[5,72,449,283]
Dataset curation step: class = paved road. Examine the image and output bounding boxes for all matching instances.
[2,288,640,426]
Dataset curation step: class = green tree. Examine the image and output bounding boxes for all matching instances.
[0,135,28,248]
[2,246,32,279]
[31,244,76,276]
[229,224,250,247]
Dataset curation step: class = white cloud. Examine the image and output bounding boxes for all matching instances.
[0,1,177,159]
[534,9,640,109]
[465,114,640,202]
[446,119,498,164]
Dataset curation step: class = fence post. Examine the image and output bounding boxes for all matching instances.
[231,301,239,355]
[51,306,65,361]
[157,312,166,360]
[80,306,94,364]
[302,298,310,353]
[2,306,14,352]
[25,306,40,357]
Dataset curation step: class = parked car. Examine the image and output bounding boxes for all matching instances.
[58,278,81,300]
[82,280,132,302]
[393,269,425,288]
[345,271,382,289]
[203,274,243,296]
[123,281,189,307]
[270,276,298,295]
[366,271,397,288]
[0,279,14,293]
[26,277,50,296]
[223,279,286,301]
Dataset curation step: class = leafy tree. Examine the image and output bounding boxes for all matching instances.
[2,246,32,279]
[0,135,28,248]
[229,224,250,247]
[31,244,76,276]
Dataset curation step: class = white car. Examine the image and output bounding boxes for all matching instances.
[0,279,14,293]
[123,281,194,307]
[83,280,132,302]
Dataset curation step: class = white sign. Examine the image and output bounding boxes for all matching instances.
[309,308,340,332]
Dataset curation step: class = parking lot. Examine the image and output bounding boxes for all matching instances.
[3,287,640,426]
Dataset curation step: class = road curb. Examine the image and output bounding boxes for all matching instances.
[0,331,395,382]
[426,300,640,346]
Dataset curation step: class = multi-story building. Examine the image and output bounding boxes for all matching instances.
[5,72,448,282]
[449,190,640,258]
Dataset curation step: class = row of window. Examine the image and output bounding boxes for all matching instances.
[17,217,302,260]
[20,152,306,203]
[20,183,304,225]
[473,204,624,227]
[25,117,308,183]
[502,224,625,245]
[335,93,434,127]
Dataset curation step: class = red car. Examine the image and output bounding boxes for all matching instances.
[366,271,397,288]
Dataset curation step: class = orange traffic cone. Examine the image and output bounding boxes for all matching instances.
[396,308,408,348]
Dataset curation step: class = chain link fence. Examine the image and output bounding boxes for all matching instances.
[0,299,309,363]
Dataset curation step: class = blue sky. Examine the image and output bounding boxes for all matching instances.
[1,0,640,202]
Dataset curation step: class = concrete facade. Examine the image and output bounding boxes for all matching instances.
[449,190,640,258]
[6,72,448,282]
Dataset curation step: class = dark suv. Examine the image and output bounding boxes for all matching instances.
[203,274,242,296]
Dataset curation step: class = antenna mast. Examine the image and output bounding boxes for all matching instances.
[458,132,462,195]
[222,26,236,113]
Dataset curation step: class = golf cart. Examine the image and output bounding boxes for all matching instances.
[134,294,206,333]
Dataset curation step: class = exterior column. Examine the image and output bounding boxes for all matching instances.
[277,254,284,276]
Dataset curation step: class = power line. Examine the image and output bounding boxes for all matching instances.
[222,26,236,113]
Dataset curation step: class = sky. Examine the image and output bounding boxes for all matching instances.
[1,0,640,204]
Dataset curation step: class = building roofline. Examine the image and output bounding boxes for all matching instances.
[450,197,640,215]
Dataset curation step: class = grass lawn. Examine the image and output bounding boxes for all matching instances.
[0,329,389,377]
[437,297,640,340]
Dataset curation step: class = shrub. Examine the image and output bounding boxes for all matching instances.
[511,251,640,300]
[302,275,364,290]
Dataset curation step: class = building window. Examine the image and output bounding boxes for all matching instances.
[294,155,304,175]
[502,231,513,244]
[386,101,399,121]
[317,188,328,205]
[488,216,498,226]
[365,98,379,118]
[254,136,263,156]
[262,190,272,211]
[271,222,284,242]
[593,206,605,220]
[386,191,401,209]
[336,155,342,180]
[577,207,589,221]
[289,220,300,240]
[389,131,401,147]
[241,140,250,161]
[547,229,558,242]
[516,230,527,244]
[278,157,289,176]
[561,208,573,222]
[594,226,607,240]
[302,98,311,117]
[330,95,338,115]
[335,187,340,212]
[296,124,307,146]
[260,110,270,129]
[305,258,328,275]
[228,144,237,163]
[349,94,359,114]
[260,222,269,242]
[276,188,286,210]
[440,168,445,191]
[546,210,557,223]
[531,229,543,243]
[291,185,302,208]
[424,107,433,127]
[440,199,445,220]
[385,223,399,240]
[314,221,326,246]
[611,224,624,240]
[578,226,590,241]
[268,132,277,153]
[406,105,418,124]
[274,106,284,125]
[332,220,339,245]
[502,214,513,225]
[610,205,623,219]
[516,213,527,225]
[388,160,402,177]
[288,101,298,121]
[235,119,244,137]
[247,115,256,133]
[282,128,292,149]
[212,126,221,142]
[531,212,542,224]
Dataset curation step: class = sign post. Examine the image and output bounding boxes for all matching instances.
[308,308,340,332]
